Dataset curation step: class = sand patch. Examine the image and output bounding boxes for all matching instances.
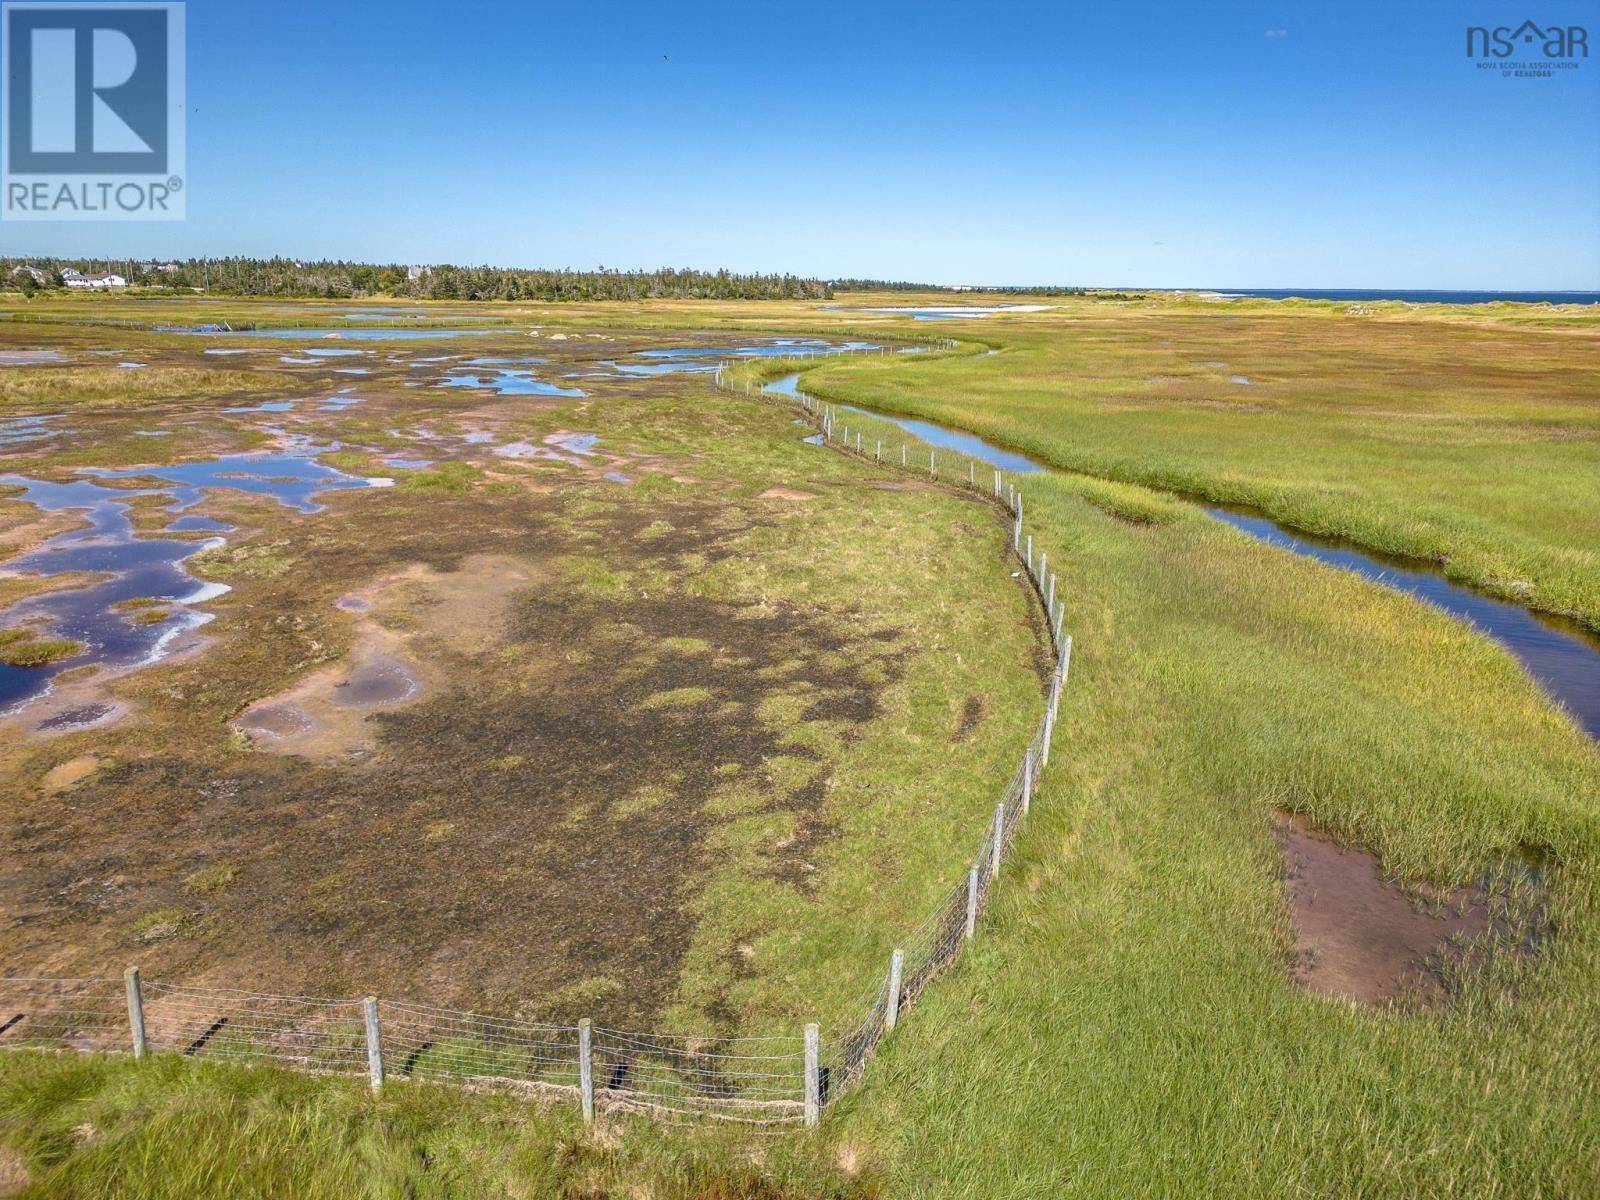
[758,487,817,501]
[41,754,102,793]
[237,554,537,759]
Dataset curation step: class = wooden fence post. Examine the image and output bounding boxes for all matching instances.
[965,867,979,938]
[885,949,904,1032]
[123,967,146,1060]
[1022,748,1033,815]
[804,1024,821,1127]
[364,996,383,1093]
[1043,672,1059,767]
[579,1018,595,1123]
[991,803,1005,880]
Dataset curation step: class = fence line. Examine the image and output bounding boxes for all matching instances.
[1,344,1070,1128]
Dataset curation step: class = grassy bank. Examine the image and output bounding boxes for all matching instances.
[0,1052,870,1198]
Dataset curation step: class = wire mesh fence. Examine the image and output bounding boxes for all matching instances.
[2,351,1070,1127]
[0,976,127,1052]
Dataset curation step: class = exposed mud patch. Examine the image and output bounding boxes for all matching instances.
[759,487,817,501]
[330,650,418,708]
[41,754,102,792]
[237,554,538,759]
[1273,814,1537,1008]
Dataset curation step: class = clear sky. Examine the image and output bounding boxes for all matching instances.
[3,0,1598,288]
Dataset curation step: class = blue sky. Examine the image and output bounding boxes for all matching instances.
[3,0,1598,288]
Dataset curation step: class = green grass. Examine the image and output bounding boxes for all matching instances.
[824,445,1600,1197]
[755,298,1600,631]
[0,631,82,668]
[728,346,1600,1194]
[0,1053,873,1199]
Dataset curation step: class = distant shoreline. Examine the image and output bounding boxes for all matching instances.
[1174,287,1600,306]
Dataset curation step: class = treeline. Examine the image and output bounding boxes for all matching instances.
[1,257,833,301]
[831,277,944,292]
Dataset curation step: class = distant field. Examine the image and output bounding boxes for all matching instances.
[786,293,1600,631]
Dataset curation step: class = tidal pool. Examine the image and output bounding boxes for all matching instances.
[592,338,883,378]
[223,400,296,413]
[0,452,392,714]
[439,369,586,398]
[182,327,498,341]
[0,477,226,712]
[82,451,389,515]
[818,305,1054,320]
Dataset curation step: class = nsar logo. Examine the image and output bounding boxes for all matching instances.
[2,2,186,221]
[1466,19,1588,78]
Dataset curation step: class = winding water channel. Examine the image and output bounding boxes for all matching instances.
[766,374,1600,742]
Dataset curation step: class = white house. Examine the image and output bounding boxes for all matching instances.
[9,265,47,285]
[62,270,126,290]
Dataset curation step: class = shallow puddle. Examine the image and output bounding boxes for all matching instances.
[0,350,67,365]
[331,651,419,708]
[439,368,587,398]
[1273,815,1525,1007]
[237,701,315,739]
[0,415,63,448]
[36,703,115,732]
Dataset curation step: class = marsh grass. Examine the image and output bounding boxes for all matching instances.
[783,298,1600,630]
[0,366,281,412]
[0,630,82,668]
